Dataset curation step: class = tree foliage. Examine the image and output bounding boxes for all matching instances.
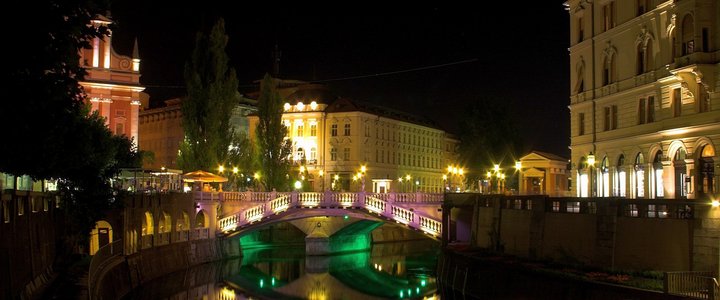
[178,18,240,172]
[2,0,141,237]
[255,74,292,191]
[458,98,525,182]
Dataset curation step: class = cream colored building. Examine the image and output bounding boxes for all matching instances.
[518,151,570,197]
[247,80,459,193]
[567,0,719,199]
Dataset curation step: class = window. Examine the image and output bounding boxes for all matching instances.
[3,201,9,223]
[115,122,125,135]
[637,0,647,16]
[603,1,615,31]
[637,44,645,75]
[638,98,646,124]
[310,124,316,136]
[625,204,639,217]
[343,148,350,161]
[647,96,655,122]
[603,57,611,85]
[611,105,618,129]
[365,124,370,137]
[604,106,610,131]
[567,201,580,213]
[331,124,338,136]
[552,201,560,212]
[296,124,304,137]
[17,198,24,216]
[673,88,682,117]
[578,113,585,135]
[682,15,695,56]
[344,123,351,136]
[586,202,597,214]
[577,16,584,43]
[310,147,316,161]
[331,148,337,161]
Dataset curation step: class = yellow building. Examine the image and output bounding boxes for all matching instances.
[247,79,459,192]
[567,0,719,199]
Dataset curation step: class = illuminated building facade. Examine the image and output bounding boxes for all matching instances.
[567,0,719,199]
[247,79,459,193]
[78,16,147,143]
[138,98,257,170]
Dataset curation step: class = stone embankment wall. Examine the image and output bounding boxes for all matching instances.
[91,238,227,299]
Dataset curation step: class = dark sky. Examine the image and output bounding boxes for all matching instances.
[109,3,571,158]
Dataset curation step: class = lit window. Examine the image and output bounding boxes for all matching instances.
[331,148,337,161]
[344,124,351,136]
[310,124,317,136]
[331,124,337,136]
[343,148,350,161]
[296,124,303,137]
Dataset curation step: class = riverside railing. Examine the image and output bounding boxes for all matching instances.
[88,239,123,300]
[665,271,719,299]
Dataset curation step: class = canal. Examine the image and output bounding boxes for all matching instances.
[125,239,440,299]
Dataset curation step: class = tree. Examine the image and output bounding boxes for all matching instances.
[178,18,240,172]
[457,98,525,188]
[2,0,141,238]
[255,74,292,191]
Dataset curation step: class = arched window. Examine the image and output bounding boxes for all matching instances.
[603,56,612,85]
[652,151,664,198]
[674,148,687,198]
[196,210,208,228]
[681,14,695,55]
[698,145,715,196]
[158,211,171,233]
[637,43,645,75]
[634,153,645,198]
[142,211,154,236]
[177,211,190,231]
[615,155,626,197]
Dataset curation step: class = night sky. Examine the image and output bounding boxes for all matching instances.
[109,3,570,158]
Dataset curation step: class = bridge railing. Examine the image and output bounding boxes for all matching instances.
[665,271,719,299]
[215,191,443,238]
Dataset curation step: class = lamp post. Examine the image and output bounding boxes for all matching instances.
[405,174,411,193]
[360,165,367,192]
[442,174,448,192]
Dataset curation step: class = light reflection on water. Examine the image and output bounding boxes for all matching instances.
[128,240,440,300]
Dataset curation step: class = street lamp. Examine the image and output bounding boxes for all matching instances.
[442,174,448,192]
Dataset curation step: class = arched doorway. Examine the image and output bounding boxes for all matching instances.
[674,148,688,198]
[196,210,208,228]
[652,150,664,198]
[158,211,171,233]
[615,155,626,197]
[697,145,715,199]
[600,157,609,197]
[634,153,645,198]
[89,220,113,255]
[577,157,588,197]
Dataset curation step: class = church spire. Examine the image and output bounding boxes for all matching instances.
[271,43,281,77]
[132,37,140,59]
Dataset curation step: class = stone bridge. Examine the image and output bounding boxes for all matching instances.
[194,191,443,254]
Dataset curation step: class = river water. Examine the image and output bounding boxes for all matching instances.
[127,239,440,300]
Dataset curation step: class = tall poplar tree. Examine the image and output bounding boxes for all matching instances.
[178,18,240,172]
[256,74,292,191]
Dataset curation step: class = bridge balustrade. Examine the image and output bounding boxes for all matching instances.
[213,191,444,239]
[141,234,153,249]
[299,192,323,207]
[220,192,246,201]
